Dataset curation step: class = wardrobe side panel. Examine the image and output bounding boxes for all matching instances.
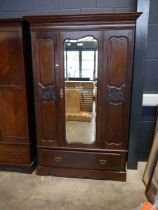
[0,29,29,144]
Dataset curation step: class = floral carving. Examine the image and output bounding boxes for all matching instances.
[39,84,56,101]
[106,84,126,103]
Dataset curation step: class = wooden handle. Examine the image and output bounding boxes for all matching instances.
[99,159,108,165]
[54,156,63,162]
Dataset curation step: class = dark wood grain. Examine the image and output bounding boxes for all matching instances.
[103,29,135,150]
[37,166,126,181]
[25,13,141,24]
[0,19,36,172]
[31,32,60,147]
[0,144,32,164]
[38,149,125,171]
[28,13,141,180]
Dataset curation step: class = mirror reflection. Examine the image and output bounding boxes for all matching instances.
[64,36,98,144]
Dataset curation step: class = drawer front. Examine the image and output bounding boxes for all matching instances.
[0,144,31,164]
[38,149,125,171]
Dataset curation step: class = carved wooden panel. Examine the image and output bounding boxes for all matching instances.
[104,30,134,150]
[106,84,126,103]
[40,102,57,144]
[39,84,56,101]
[108,37,128,86]
[37,39,55,86]
[33,33,59,146]
[107,103,125,145]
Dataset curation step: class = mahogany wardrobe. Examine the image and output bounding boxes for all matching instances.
[26,13,141,181]
[0,19,36,172]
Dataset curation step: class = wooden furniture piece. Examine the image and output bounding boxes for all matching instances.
[0,19,36,173]
[143,107,158,186]
[146,150,158,203]
[27,13,141,181]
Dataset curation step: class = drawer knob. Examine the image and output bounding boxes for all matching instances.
[54,156,63,162]
[99,159,108,165]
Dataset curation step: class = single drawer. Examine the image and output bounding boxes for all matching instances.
[38,149,125,171]
[0,144,31,164]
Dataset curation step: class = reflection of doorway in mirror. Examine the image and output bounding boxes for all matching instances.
[64,36,98,144]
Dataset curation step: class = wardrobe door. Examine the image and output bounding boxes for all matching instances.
[31,32,60,147]
[0,29,29,144]
[103,29,135,150]
[60,31,103,148]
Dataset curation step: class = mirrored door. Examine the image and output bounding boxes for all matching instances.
[60,31,102,147]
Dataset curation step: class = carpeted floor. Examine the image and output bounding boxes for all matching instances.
[0,163,146,210]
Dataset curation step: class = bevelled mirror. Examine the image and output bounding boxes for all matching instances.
[64,36,98,144]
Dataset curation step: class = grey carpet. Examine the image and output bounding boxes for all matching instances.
[0,163,146,210]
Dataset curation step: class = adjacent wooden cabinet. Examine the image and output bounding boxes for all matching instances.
[0,19,36,172]
[27,13,141,181]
